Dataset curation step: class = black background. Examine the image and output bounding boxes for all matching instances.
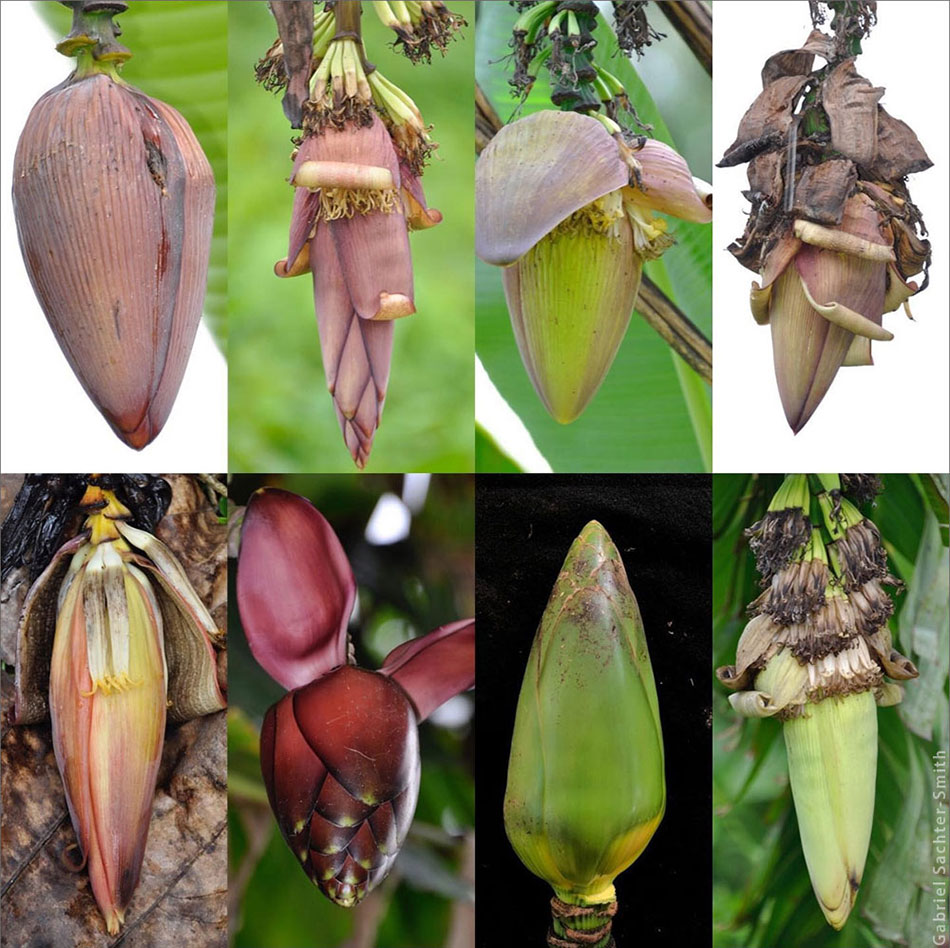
[475,474,712,946]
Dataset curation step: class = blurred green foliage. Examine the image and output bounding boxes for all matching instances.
[713,474,950,948]
[475,1,711,472]
[33,0,228,348]
[227,2,474,473]
[228,474,474,948]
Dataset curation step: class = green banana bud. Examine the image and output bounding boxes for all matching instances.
[504,521,664,945]
[784,690,877,929]
[718,473,919,931]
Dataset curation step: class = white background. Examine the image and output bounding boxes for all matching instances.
[0,1,227,472]
[713,0,949,473]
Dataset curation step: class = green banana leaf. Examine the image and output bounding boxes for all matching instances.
[34,0,228,351]
[227,2,474,473]
[712,474,950,948]
[475,1,711,472]
[475,423,521,472]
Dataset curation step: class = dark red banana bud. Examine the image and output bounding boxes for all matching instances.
[260,665,420,908]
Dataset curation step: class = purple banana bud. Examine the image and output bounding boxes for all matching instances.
[260,665,420,907]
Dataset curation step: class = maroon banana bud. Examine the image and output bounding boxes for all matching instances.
[12,9,214,450]
[258,619,475,907]
[238,488,475,906]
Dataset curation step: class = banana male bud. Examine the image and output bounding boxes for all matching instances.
[14,483,225,934]
[476,110,711,423]
[718,474,918,930]
[12,4,215,449]
[504,521,665,945]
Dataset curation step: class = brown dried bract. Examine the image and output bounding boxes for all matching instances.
[720,28,932,284]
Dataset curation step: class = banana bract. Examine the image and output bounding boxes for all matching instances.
[13,484,225,934]
[476,110,711,423]
[12,44,214,449]
[504,521,665,910]
[717,475,918,930]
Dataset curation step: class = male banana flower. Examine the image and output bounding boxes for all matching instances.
[476,110,711,423]
[13,483,226,934]
[12,3,215,449]
[236,487,474,906]
[717,474,918,930]
[262,3,447,467]
[504,521,664,946]
[720,30,932,432]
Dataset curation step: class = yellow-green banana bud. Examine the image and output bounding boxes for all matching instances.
[783,689,877,929]
[504,520,664,945]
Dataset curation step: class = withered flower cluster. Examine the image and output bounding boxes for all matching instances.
[257,2,461,467]
[721,477,916,702]
[717,473,918,930]
[508,0,651,122]
[720,19,932,433]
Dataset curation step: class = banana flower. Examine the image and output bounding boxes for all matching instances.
[12,4,214,449]
[476,110,711,423]
[13,484,226,934]
[505,520,664,945]
[720,33,932,432]
[236,487,474,906]
[265,11,444,469]
[717,474,918,929]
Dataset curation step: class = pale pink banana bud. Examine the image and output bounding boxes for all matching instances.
[14,484,225,935]
[13,67,215,449]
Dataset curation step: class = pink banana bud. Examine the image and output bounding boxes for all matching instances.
[275,114,441,468]
[13,483,226,934]
[12,13,215,450]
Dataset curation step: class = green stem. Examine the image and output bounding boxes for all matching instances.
[56,1,131,69]
[548,895,616,948]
